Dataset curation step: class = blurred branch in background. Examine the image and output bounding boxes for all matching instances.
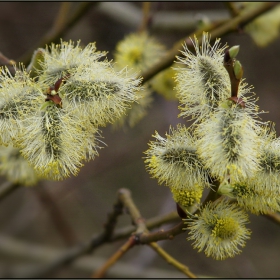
[97,2,230,32]
[141,1,276,83]
[18,190,124,277]
[0,1,280,278]
[33,185,79,246]
[92,188,195,278]
[149,242,197,278]
[112,210,180,242]
[0,234,188,278]
[18,2,98,66]
[0,211,181,277]
[14,188,187,278]
[138,2,152,33]
[0,182,20,203]
[0,52,16,75]
[264,211,280,226]
[225,2,240,17]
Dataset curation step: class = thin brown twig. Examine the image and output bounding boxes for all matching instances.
[92,236,136,278]
[93,188,196,278]
[149,242,197,278]
[8,4,277,274]
[141,2,276,84]
[118,188,148,234]
[52,2,72,32]
[138,2,152,33]
[21,193,124,278]
[111,210,180,242]
[18,2,97,66]
[225,2,240,17]
[263,211,280,226]
[90,189,147,278]
[0,234,193,278]
[138,220,185,244]
[0,52,16,75]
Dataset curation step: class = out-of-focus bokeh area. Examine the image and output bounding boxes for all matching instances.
[0,2,280,278]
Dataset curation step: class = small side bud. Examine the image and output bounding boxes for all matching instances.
[40,100,54,111]
[218,182,236,199]
[233,60,243,80]
[27,48,45,78]
[228,45,240,59]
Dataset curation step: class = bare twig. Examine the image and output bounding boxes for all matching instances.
[0,234,189,278]
[141,2,276,84]
[149,242,197,278]
[0,52,16,75]
[21,193,124,278]
[97,3,230,32]
[52,2,72,32]
[225,2,240,17]
[92,236,136,278]
[18,2,98,66]
[118,188,148,234]
[138,2,152,33]
[263,211,280,226]
[94,189,196,278]
[138,220,185,244]
[91,189,147,277]
[0,181,20,202]
[111,210,180,241]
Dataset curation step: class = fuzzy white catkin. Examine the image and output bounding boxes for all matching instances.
[0,68,44,146]
[174,33,231,122]
[16,102,99,180]
[196,103,263,183]
[60,64,143,127]
[145,124,210,190]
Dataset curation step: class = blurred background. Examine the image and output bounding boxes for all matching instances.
[0,2,280,278]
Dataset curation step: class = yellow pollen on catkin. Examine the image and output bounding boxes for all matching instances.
[212,217,239,240]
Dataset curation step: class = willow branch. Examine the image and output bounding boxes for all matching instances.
[138,2,152,33]
[225,2,240,17]
[118,188,148,234]
[22,194,124,278]
[110,210,179,242]
[90,189,148,278]
[52,2,72,32]
[18,2,97,66]
[0,234,189,278]
[116,190,186,244]
[0,52,16,75]
[263,211,280,226]
[93,188,195,278]
[141,2,276,84]
[0,181,20,202]
[138,220,184,244]
[149,242,197,278]
[92,236,136,278]
[118,189,196,278]
[117,189,184,243]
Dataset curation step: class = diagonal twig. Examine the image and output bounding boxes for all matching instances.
[92,236,136,278]
[20,193,124,278]
[18,2,98,66]
[92,188,196,278]
[149,242,197,278]
[141,2,276,84]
